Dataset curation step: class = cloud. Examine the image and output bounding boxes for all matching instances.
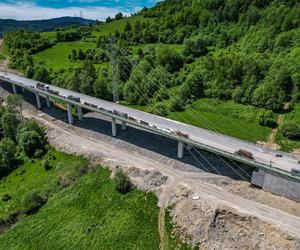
[0,2,131,20]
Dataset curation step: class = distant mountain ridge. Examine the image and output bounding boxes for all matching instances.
[0,17,96,37]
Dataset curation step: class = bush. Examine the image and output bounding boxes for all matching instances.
[257,109,277,127]
[42,160,51,171]
[280,123,300,140]
[0,138,16,177]
[18,131,44,158]
[1,112,20,141]
[169,98,185,112]
[2,194,11,202]
[23,192,46,215]
[114,170,132,194]
[150,103,169,116]
[17,120,47,144]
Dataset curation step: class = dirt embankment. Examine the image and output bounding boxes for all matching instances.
[1,85,300,249]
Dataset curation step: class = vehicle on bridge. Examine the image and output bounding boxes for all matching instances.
[68,95,81,103]
[235,149,254,159]
[291,168,300,177]
[47,89,59,95]
[175,131,189,139]
[36,83,45,90]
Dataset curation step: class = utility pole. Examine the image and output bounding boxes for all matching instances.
[110,38,119,103]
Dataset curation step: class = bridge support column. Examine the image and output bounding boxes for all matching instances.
[178,141,184,159]
[77,106,83,121]
[45,96,51,108]
[122,120,126,131]
[35,92,41,109]
[67,103,73,124]
[22,87,25,93]
[12,84,17,94]
[111,118,117,137]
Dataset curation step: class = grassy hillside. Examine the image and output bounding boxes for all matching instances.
[0,148,193,249]
[0,167,160,249]
[33,41,96,70]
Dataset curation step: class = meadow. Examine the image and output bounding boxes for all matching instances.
[33,41,96,70]
[0,148,191,249]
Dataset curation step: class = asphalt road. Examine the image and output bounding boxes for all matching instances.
[1,71,299,174]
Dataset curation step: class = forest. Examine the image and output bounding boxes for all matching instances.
[2,0,300,144]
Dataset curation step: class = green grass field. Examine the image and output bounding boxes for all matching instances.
[276,104,300,152]
[0,148,192,249]
[0,149,88,219]
[33,41,96,70]
[0,168,160,250]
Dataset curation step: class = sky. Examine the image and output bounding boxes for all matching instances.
[0,0,160,20]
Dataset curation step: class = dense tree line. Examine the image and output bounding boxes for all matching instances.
[4,30,52,54]
[56,26,91,42]
[0,95,48,178]
[69,48,109,64]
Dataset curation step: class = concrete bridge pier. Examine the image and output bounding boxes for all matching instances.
[111,118,117,137]
[77,106,83,121]
[67,103,73,124]
[178,141,184,159]
[12,84,17,94]
[45,96,51,108]
[35,92,41,109]
[22,87,25,93]
[122,121,127,131]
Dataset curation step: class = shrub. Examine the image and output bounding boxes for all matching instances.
[0,138,16,177]
[150,103,169,116]
[169,98,185,112]
[17,120,47,144]
[18,131,44,158]
[23,192,46,215]
[257,109,277,127]
[280,123,300,140]
[42,160,51,171]
[114,170,132,194]
[2,194,11,202]
[1,112,20,141]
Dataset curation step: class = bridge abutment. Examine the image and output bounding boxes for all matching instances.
[251,169,300,202]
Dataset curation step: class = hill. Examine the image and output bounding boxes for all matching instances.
[2,0,300,150]
[0,17,95,37]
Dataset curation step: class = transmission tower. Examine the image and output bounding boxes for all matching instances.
[110,38,119,103]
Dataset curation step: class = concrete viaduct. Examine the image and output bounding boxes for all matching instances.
[1,71,300,202]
